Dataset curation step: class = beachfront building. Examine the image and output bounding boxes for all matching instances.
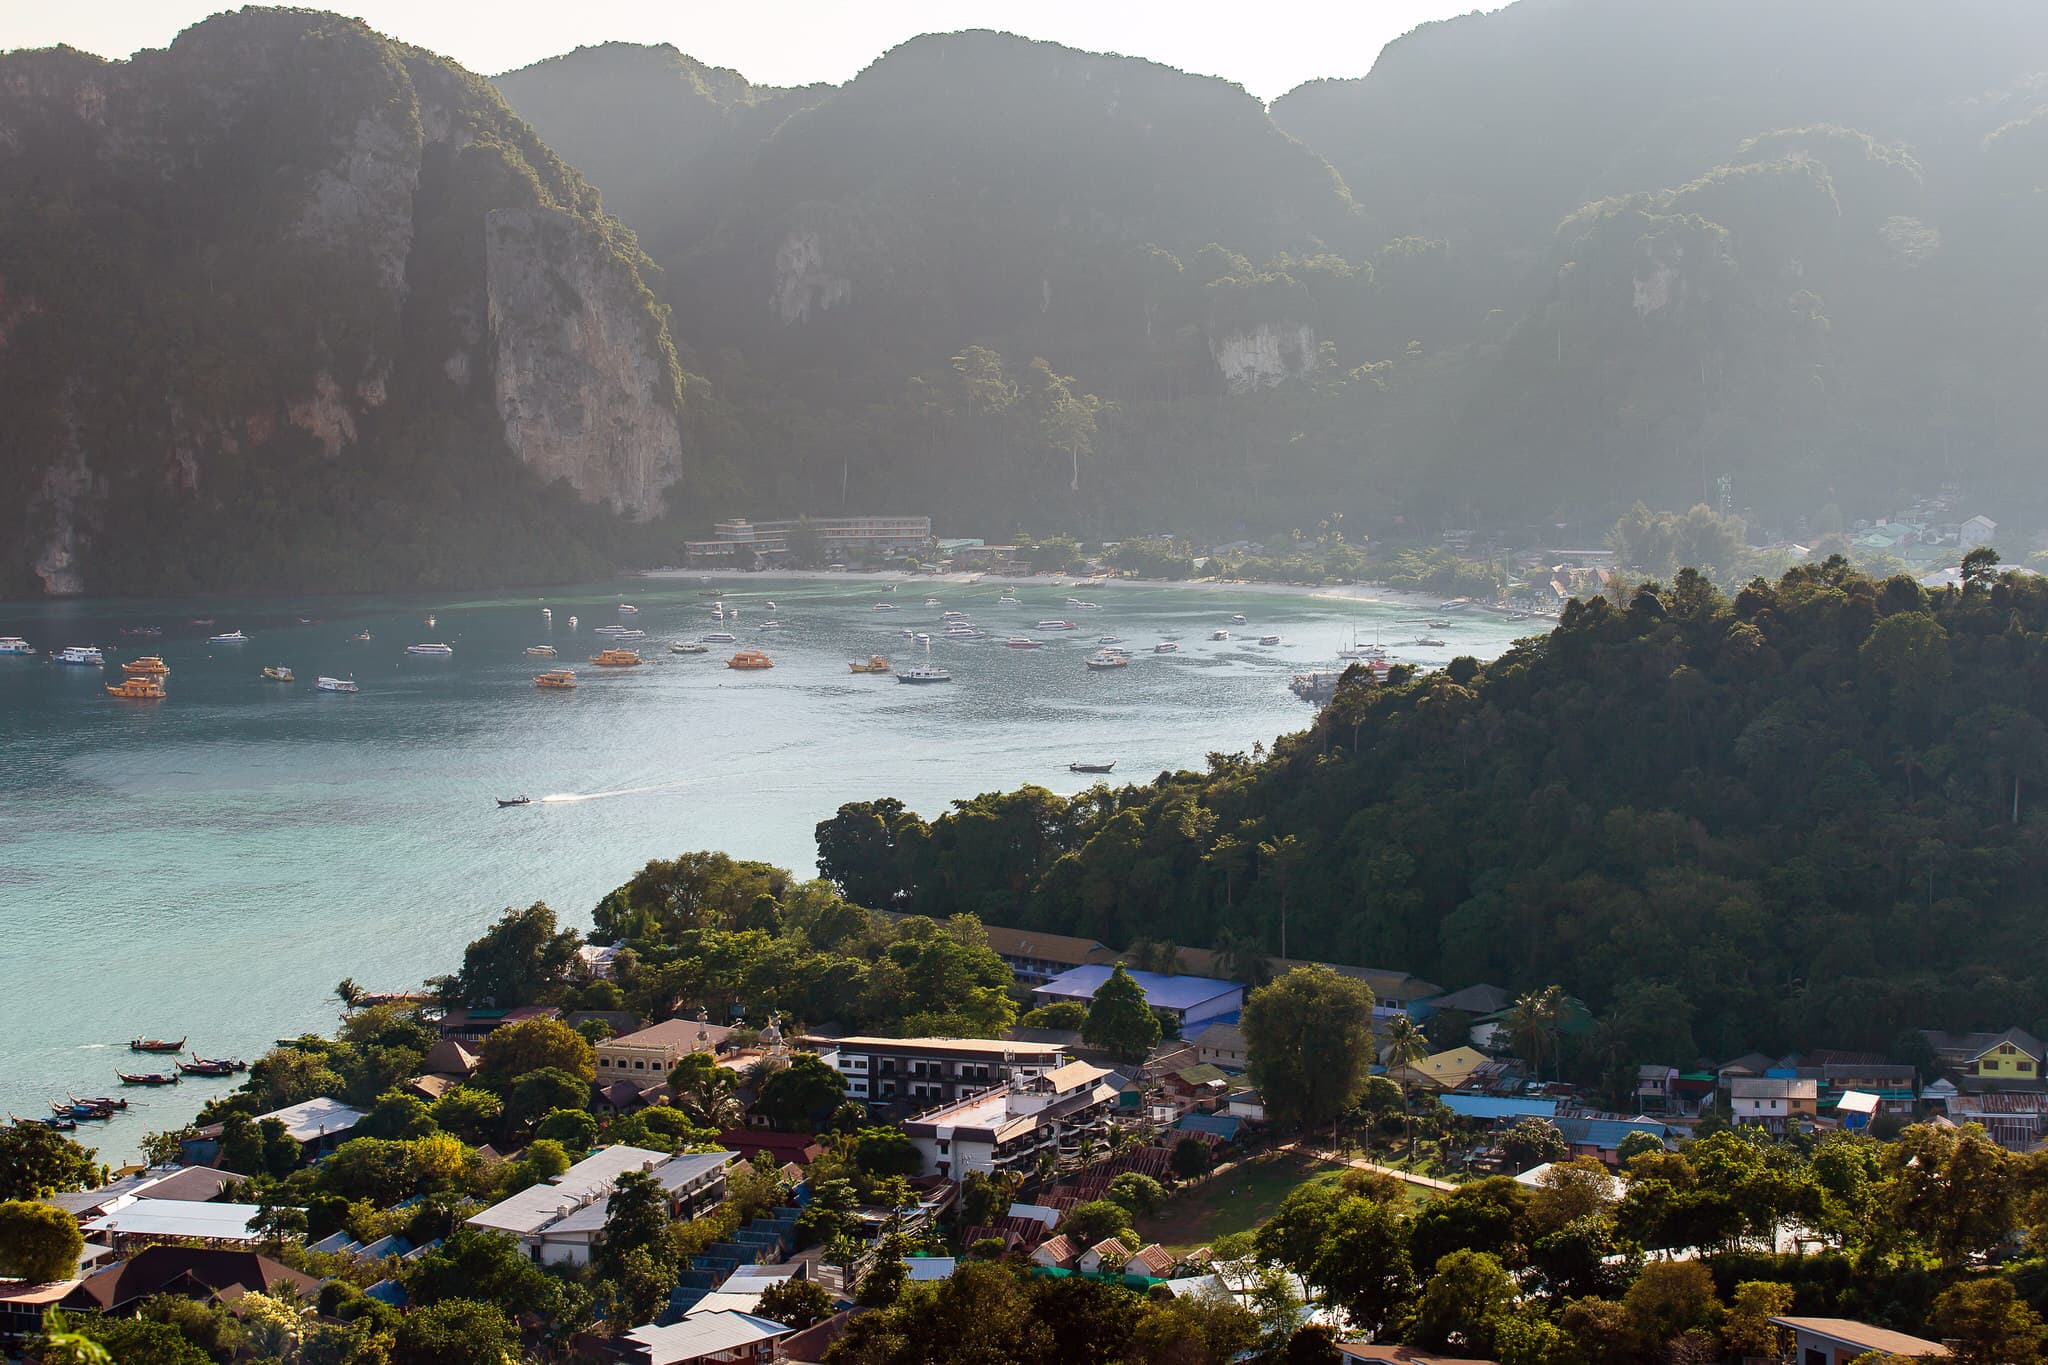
[683,516,932,566]
[903,1061,1118,1178]
[1030,966,1244,1030]
[812,1036,1066,1107]
[467,1146,736,1267]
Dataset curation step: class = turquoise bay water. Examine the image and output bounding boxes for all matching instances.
[0,575,1526,1160]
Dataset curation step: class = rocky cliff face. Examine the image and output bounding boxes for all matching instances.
[487,208,685,517]
[1209,322,1319,394]
[0,9,706,595]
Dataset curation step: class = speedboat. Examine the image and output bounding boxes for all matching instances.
[351,630,372,642]
[52,646,104,666]
[593,624,630,635]
[1085,653,1128,670]
[1036,620,1077,631]
[208,631,247,644]
[873,603,899,612]
[1230,614,1248,625]
[0,637,33,655]
[542,608,552,619]
[711,606,726,620]
[119,625,163,637]
[703,631,737,644]
[568,615,578,627]
[261,665,294,682]
[942,611,969,621]
[943,624,980,638]
[425,615,437,628]
[1003,638,1043,649]
[406,643,453,655]
[1097,636,1123,645]
[998,595,1021,605]
[670,641,709,654]
[1210,630,1231,641]
[1427,619,1452,629]
[764,602,776,610]
[924,598,943,607]
[1069,760,1117,774]
[914,632,931,644]
[498,795,533,807]
[315,676,358,693]
[613,629,648,641]
[1258,635,1282,646]
[1153,642,1179,654]
[896,663,952,684]
[1067,598,1101,610]
[526,645,557,657]
[619,604,638,614]
[756,620,783,630]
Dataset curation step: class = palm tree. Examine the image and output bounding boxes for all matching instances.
[1213,927,1271,990]
[1505,985,1568,1082]
[1380,1015,1430,1158]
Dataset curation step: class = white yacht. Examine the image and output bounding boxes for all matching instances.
[998,595,1021,605]
[756,620,783,631]
[619,604,639,614]
[670,641,709,654]
[1085,652,1128,670]
[1231,614,1248,625]
[896,662,953,684]
[526,645,557,657]
[1036,620,1077,631]
[1210,629,1231,641]
[1258,635,1281,646]
[873,603,899,612]
[406,643,453,656]
[208,630,247,644]
[315,676,359,693]
[703,631,737,644]
[0,637,33,656]
[52,645,104,666]
[1154,642,1179,654]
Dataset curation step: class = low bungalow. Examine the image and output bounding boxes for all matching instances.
[52,1166,237,1220]
[1768,1316,1947,1363]
[1730,1077,1819,1132]
[1191,1021,1248,1070]
[184,1095,367,1165]
[1031,1234,1078,1269]
[1225,1088,1266,1121]
[1550,1116,1674,1167]
[1031,966,1243,1029]
[1125,1244,1176,1279]
[0,1280,80,1355]
[621,1310,791,1365]
[82,1199,274,1251]
[1077,1238,1131,1275]
[467,1146,736,1267]
[1390,1047,1489,1091]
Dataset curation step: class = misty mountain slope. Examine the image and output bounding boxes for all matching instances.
[493,42,830,264]
[0,8,726,595]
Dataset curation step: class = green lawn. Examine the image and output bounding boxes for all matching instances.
[1137,1152,1348,1253]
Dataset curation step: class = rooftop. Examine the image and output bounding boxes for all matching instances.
[604,1018,732,1052]
[467,1144,677,1237]
[1032,965,1242,1011]
[978,924,1118,966]
[1769,1317,1948,1358]
[626,1310,791,1365]
[83,1200,267,1243]
[255,1096,367,1143]
[808,1034,1065,1058]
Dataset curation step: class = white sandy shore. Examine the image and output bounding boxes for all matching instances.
[640,565,1546,620]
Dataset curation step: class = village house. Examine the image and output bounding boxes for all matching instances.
[1921,1026,2044,1084]
[1031,966,1244,1030]
[1730,1077,1820,1132]
[596,1017,733,1082]
[619,1309,792,1365]
[1191,1021,1249,1070]
[1389,1046,1490,1091]
[56,1245,320,1319]
[812,1035,1066,1108]
[467,1147,735,1267]
[183,1096,366,1165]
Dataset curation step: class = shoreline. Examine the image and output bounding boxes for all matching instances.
[640,565,1546,622]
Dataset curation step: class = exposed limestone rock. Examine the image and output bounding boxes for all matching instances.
[486,207,686,519]
[1210,321,1317,394]
[288,371,358,458]
[772,231,852,324]
[293,109,421,294]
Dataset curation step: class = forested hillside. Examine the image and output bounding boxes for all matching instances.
[818,560,2048,1069]
[0,9,725,596]
[496,0,2048,544]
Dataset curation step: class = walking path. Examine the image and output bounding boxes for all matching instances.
[1287,1142,1459,1192]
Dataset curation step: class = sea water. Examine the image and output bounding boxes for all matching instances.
[0,575,1529,1158]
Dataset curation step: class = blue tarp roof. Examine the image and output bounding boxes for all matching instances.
[1442,1094,1559,1121]
[1174,1113,1244,1140]
[1033,965,1243,1010]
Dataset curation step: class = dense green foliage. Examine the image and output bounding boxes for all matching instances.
[0,1125,103,1201]
[819,562,2048,1064]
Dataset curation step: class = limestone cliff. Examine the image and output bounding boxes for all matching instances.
[0,9,710,595]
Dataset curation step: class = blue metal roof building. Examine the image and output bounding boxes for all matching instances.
[1031,966,1245,1027]
[1173,1113,1244,1141]
[1442,1095,1559,1122]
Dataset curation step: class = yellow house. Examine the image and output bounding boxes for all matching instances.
[1969,1028,2044,1081]
[1390,1046,1490,1091]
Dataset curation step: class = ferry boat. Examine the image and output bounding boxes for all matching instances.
[261,666,294,682]
[895,662,952,684]
[0,637,33,655]
[612,629,648,641]
[590,648,645,667]
[315,676,358,693]
[1036,620,1077,632]
[914,633,931,644]
[52,646,104,666]
[542,607,552,620]
[406,643,453,656]
[534,669,577,689]
[1067,598,1101,610]
[1258,635,1282,646]
[1085,653,1128,670]
[1153,642,1179,654]
[848,655,892,674]
[1210,629,1231,640]
[725,649,773,670]
[122,656,169,676]
[943,623,981,638]
[209,630,247,643]
[670,641,709,654]
[106,676,165,700]
[1002,638,1043,649]
[526,645,557,657]
[593,624,631,635]
[703,631,737,644]
[764,602,776,610]
[711,605,725,620]
[942,611,969,621]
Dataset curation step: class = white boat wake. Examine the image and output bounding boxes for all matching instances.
[538,784,672,804]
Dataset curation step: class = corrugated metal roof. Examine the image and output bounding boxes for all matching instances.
[1033,966,1242,1011]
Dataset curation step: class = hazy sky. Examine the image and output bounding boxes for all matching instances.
[0,1,1502,100]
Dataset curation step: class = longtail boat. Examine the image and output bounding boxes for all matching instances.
[13,1114,76,1131]
[176,1056,241,1077]
[116,1071,179,1086]
[51,1100,111,1120]
[70,1094,127,1111]
[129,1036,186,1053]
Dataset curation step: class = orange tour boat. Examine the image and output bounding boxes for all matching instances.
[848,655,891,674]
[106,676,166,700]
[726,649,774,670]
[534,669,577,689]
[121,655,169,676]
[588,648,644,667]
